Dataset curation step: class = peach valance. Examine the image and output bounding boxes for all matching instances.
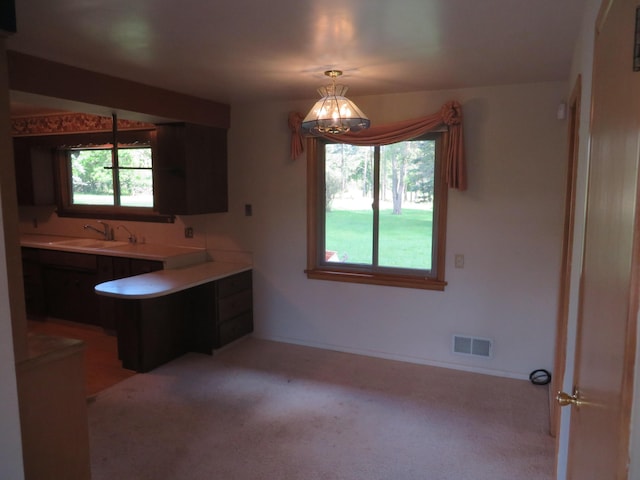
[289,100,466,191]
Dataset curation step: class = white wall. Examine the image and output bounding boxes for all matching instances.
[16,81,568,381]
[216,81,568,379]
[0,37,26,480]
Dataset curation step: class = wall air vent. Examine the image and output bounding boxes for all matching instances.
[452,335,493,358]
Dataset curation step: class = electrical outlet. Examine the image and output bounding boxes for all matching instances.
[184,227,194,238]
[244,204,253,216]
[454,254,464,268]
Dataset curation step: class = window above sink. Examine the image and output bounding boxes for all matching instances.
[54,130,174,223]
[13,128,174,223]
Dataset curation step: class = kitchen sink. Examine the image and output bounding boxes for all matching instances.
[48,238,130,249]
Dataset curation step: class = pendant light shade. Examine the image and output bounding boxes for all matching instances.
[302,70,370,135]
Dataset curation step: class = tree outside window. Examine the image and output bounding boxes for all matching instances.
[70,147,153,207]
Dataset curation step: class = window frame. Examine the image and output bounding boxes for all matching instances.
[306,134,448,291]
[53,130,174,223]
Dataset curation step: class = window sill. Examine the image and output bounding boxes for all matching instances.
[305,268,447,291]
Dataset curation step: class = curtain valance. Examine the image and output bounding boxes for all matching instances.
[289,100,466,191]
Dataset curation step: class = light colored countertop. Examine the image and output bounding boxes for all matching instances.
[95,261,251,299]
[21,234,207,269]
[19,334,85,372]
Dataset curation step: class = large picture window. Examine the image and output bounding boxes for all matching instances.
[307,133,448,290]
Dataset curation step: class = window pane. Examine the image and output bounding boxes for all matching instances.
[70,149,114,205]
[379,140,435,270]
[118,147,152,168]
[119,169,153,207]
[118,148,154,207]
[324,144,374,265]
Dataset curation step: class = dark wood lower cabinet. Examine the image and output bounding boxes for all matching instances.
[214,271,253,348]
[39,250,101,325]
[115,291,191,373]
[21,247,162,329]
[21,248,46,319]
[44,268,101,325]
[115,271,253,373]
[218,311,253,348]
[99,257,163,331]
[21,247,252,373]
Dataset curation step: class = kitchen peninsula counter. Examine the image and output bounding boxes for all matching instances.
[95,261,253,372]
[94,261,251,299]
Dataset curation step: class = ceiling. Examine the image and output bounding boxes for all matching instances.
[7,0,587,110]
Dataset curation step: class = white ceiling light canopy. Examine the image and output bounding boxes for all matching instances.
[302,70,370,135]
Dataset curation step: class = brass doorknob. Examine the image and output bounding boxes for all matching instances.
[556,389,583,408]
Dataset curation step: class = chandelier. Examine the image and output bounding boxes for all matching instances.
[301,70,370,135]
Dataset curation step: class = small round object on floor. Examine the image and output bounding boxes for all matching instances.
[529,369,551,385]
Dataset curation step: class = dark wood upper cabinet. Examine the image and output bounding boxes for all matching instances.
[153,123,228,215]
[12,123,228,215]
[13,137,55,206]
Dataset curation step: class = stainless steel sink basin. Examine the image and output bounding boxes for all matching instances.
[49,238,129,249]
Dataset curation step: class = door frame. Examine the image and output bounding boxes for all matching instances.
[550,76,581,439]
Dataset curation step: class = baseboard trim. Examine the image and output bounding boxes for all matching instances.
[253,333,530,381]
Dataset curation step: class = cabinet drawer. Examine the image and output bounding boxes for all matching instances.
[215,311,253,348]
[38,250,97,271]
[217,289,252,322]
[217,270,252,298]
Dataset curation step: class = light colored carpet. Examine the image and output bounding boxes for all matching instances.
[88,338,554,480]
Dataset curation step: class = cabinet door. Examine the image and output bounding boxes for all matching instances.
[111,257,131,279]
[187,282,216,354]
[44,268,100,325]
[13,137,55,206]
[154,123,228,215]
[97,256,114,282]
[22,249,45,319]
[154,124,187,214]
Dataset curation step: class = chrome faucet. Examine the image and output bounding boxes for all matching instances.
[117,225,137,244]
[83,221,113,240]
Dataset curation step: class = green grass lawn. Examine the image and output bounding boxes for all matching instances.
[325,208,433,269]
